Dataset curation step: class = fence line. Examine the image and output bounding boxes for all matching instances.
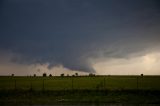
[42,79,45,91]
[71,77,73,90]
[137,77,139,89]
[30,81,32,90]
[15,80,16,90]
[1,76,159,90]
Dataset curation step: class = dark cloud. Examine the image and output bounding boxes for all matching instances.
[0,0,160,72]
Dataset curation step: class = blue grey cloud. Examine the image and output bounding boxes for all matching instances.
[0,0,160,72]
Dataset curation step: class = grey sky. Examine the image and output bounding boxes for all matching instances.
[0,0,160,73]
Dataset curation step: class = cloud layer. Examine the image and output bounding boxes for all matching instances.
[0,0,160,73]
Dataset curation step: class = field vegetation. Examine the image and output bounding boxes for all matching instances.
[0,75,160,105]
[0,76,160,91]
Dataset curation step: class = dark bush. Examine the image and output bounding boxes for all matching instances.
[60,73,64,77]
[89,73,95,77]
[43,73,47,77]
[49,74,52,77]
[75,73,78,76]
[34,74,36,77]
[141,74,143,77]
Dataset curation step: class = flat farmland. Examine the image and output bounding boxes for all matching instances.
[0,76,160,91]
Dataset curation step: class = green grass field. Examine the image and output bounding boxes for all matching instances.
[1,76,160,105]
[1,76,160,91]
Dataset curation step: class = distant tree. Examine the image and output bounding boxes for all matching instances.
[60,73,64,77]
[11,74,14,77]
[141,74,143,77]
[67,74,69,77]
[75,73,78,76]
[34,74,36,77]
[49,74,52,77]
[43,73,47,77]
[72,75,75,77]
[89,73,95,77]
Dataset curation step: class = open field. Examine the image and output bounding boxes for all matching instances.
[0,76,160,105]
[0,76,160,90]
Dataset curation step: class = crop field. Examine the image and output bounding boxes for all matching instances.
[0,76,160,91]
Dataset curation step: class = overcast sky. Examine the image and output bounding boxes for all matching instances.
[0,0,160,75]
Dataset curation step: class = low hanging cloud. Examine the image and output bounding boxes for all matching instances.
[0,0,160,73]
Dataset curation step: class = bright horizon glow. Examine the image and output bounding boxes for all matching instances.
[93,52,160,75]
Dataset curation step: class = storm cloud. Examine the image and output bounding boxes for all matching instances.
[0,0,160,73]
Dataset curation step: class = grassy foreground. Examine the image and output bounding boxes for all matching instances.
[0,89,160,105]
[0,76,160,105]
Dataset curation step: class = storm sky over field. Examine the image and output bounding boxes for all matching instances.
[0,0,160,75]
